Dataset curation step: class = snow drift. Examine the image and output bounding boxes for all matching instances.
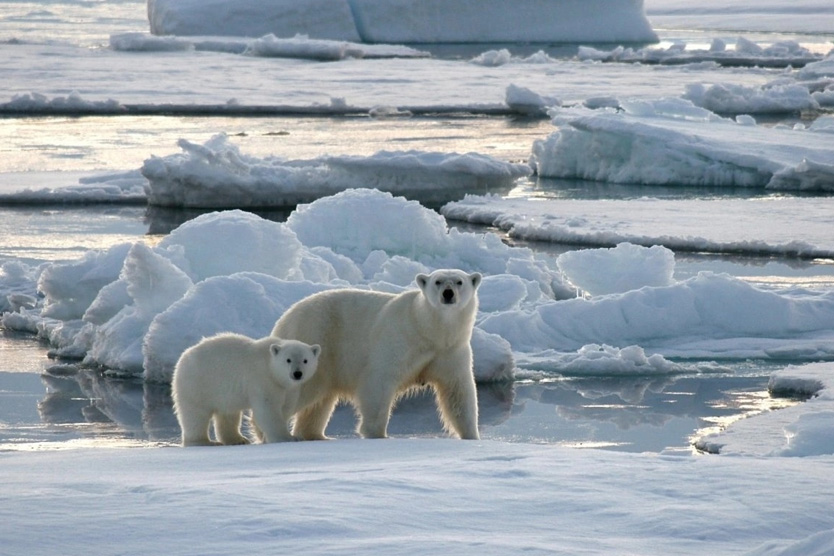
[4,190,834,385]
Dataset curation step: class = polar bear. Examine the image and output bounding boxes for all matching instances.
[172,332,320,446]
[271,268,482,440]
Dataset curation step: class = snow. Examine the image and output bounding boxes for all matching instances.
[683,82,820,114]
[148,0,658,44]
[504,84,562,117]
[3,1,834,554]
[555,243,676,296]
[1,438,834,556]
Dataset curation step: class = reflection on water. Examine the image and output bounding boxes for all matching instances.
[0,206,149,264]
[144,206,295,236]
[0,364,794,453]
[0,369,178,450]
[0,115,550,178]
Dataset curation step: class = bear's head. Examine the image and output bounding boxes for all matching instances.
[416,269,482,310]
[269,339,321,388]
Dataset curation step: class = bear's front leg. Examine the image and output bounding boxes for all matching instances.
[251,400,295,443]
[292,394,338,440]
[430,351,480,440]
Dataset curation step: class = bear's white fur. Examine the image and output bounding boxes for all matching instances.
[271,269,482,440]
[172,332,320,446]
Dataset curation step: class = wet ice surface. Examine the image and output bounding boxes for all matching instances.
[0,350,795,453]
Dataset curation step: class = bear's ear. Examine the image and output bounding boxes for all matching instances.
[310,344,321,358]
[470,272,482,289]
[270,343,282,357]
[416,273,430,291]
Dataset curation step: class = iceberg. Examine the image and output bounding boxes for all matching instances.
[147,0,658,44]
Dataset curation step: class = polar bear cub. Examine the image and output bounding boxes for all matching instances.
[271,268,482,441]
[172,332,320,447]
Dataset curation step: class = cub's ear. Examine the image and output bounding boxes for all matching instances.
[310,344,321,358]
[269,343,282,357]
[416,273,430,291]
[470,272,482,289]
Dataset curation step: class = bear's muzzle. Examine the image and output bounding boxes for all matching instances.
[442,288,455,304]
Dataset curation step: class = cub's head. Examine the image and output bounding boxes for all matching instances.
[416,269,482,310]
[269,339,321,388]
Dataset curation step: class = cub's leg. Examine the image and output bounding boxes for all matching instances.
[250,400,294,443]
[292,394,338,441]
[213,412,250,445]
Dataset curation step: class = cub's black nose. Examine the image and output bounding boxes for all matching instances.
[442,288,455,303]
[293,370,303,380]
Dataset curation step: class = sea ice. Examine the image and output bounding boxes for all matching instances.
[141,134,531,208]
[530,99,834,189]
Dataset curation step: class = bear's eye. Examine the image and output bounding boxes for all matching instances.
[456,280,463,286]
[303,359,308,364]
[286,358,292,364]
[435,279,442,286]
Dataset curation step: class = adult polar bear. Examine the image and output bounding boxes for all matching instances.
[271,269,482,440]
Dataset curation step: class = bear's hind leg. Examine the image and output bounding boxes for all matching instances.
[356,385,397,439]
[248,411,265,443]
[177,405,218,447]
[292,394,338,440]
[213,412,250,445]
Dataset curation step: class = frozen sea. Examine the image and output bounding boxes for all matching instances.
[2,2,834,555]
[1,0,834,451]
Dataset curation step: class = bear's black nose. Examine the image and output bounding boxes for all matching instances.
[293,370,303,380]
[442,288,455,303]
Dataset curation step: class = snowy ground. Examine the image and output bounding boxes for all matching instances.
[2,1,834,554]
[3,438,834,556]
